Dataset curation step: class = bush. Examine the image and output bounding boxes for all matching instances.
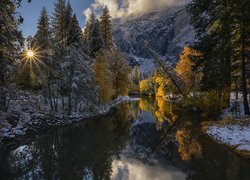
[181,91,222,119]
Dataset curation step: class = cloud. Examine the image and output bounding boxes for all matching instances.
[83,0,190,19]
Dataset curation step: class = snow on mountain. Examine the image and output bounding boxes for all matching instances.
[112,4,195,74]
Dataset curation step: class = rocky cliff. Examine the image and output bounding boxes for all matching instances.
[112,4,195,72]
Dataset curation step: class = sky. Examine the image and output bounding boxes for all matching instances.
[19,0,189,38]
[19,0,94,38]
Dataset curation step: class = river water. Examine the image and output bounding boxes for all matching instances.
[0,97,249,180]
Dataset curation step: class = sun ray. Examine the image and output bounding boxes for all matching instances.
[20,45,46,83]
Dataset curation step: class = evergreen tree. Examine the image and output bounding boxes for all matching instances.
[100,6,113,49]
[229,0,250,114]
[188,0,233,106]
[83,13,96,51]
[0,0,24,111]
[65,1,73,45]
[89,19,104,58]
[33,7,55,108]
[52,0,67,45]
[68,14,85,49]
[189,0,250,114]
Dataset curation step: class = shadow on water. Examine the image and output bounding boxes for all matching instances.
[0,97,249,180]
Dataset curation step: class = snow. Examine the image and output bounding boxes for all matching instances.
[221,92,247,118]
[0,95,139,144]
[206,124,250,152]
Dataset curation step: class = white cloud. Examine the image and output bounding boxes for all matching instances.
[83,0,190,19]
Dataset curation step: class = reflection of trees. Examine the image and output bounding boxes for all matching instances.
[175,122,202,161]
[138,97,178,125]
[5,104,131,179]
[130,101,141,120]
[139,98,153,112]
[154,98,178,124]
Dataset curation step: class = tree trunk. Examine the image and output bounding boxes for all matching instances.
[47,80,54,111]
[241,13,250,115]
[68,95,72,115]
[235,81,239,100]
[0,53,6,112]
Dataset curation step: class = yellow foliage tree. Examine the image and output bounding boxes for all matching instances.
[94,51,115,102]
[153,72,178,98]
[94,50,131,102]
[139,79,154,95]
[175,47,202,94]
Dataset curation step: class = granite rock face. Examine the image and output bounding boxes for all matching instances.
[113,5,195,69]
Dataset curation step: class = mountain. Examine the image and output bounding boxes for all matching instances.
[112,4,195,73]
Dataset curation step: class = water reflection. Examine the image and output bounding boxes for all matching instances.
[175,122,202,161]
[112,156,186,180]
[0,98,249,180]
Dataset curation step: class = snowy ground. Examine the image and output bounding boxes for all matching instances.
[0,93,140,145]
[203,120,250,155]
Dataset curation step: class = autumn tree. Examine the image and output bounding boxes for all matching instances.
[94,50,131,102]
[139,79,154,95]
[94,51,115,102]
[175,47,202,95]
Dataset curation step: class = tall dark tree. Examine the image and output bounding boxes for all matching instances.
[89,19,104,58]
[68,14,85,49]
[188,0,233,106]
[83,12,96,53]
[189,0,250,114]
[0,0,24,111]
[65,1,73,45]
[52,0,67,45]
[100,6,113,49]
[230,0,250,114]
[34,7,55,108]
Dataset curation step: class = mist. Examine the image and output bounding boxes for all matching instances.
[84,0,190,19]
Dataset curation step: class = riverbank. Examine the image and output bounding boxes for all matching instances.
[0,94,140,147]
[202,118,250,158]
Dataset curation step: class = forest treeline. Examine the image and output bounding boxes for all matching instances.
[1,0,250,117]
[0,0,130,114]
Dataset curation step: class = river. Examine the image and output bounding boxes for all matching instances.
[0,97,249,180]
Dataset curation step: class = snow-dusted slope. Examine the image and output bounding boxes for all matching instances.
[113,4,195,73]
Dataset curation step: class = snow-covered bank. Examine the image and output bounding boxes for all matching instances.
[203,120,250,156]
[0,96,140,146]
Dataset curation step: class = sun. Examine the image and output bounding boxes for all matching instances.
[27,50,34,58]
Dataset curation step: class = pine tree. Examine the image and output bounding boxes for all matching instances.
[51,1,98,113]
[230,0,250,114]
[188,0,233,106]
[0,0,24,111]
[52,0,67,45]
[189,0,250,114]
[65,1,73,45]
[33,7,55,108]
[89,19,104,58]
[100,6,113,49]
[83,12,96,54]
[68,14,85,49]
